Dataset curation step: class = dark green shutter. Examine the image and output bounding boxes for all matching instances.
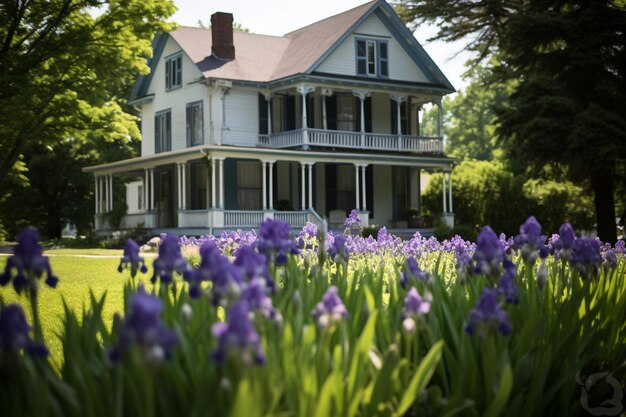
[224,159,237,210]
[258,93,268,135]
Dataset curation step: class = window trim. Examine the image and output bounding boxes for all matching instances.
[165,52,183,91]
[155,109,172,154]
[355,38,389,79]
[186,100,204,146]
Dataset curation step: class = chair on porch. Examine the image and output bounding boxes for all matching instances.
[328,209,346,230]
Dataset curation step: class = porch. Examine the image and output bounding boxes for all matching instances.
[87,145,454,236]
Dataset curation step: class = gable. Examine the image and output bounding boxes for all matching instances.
[315,13,430,83]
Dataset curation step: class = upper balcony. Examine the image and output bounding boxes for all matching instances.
[255,84,445,155]
[259,128,443,153]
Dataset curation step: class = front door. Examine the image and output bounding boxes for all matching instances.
[157,167,175,227]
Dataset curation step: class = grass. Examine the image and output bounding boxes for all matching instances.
[0,250,150,368]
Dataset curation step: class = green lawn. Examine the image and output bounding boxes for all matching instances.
[0,251,151,368]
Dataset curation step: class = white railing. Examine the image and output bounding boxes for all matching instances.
[259,129,304,148]
[274,211,309,228]
[307,209,324,229]
[179,210,210,228]
[309,129,362,148]
[224,210,265,227]
[260,129,443,153]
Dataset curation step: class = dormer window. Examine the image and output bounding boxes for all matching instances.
[165,53,182,90]
[356,39,388,78]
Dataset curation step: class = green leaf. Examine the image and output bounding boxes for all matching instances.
[484,363,513,417]
[395,340,444,416]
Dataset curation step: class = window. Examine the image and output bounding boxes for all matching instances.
[155,110,171,153]
[337,95,356,132]
[356,39,388,78]
[186,101,203,146]
[165,54,182,90]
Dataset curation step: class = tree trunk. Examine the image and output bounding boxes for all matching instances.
[590,167,617,244]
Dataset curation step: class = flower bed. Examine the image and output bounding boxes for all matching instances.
[1,215,624,417]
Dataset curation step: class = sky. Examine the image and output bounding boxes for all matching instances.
[170,0,473,91]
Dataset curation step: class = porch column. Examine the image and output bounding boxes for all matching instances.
[94,175,99,215]
[442,169,448,214]
[182,162,187,210]
[262,161,268,210]
[297,85,315,148]
[308,163,313,210]
[211,158,217,209]
[149,168,155,211]
[353,91,370,148]
[300,162,306,210]
[361,164,368,211]
[268,161,275,210]
[448,171,453,213]
[264,92,273,135]
[391,95,407,151]
[354,164,361,211]
[218,158,225,209]
[144,169,149,212]
[108,174,113,212]
[321,89,333,130]
[176,163,182,210]
[437,98,443,138]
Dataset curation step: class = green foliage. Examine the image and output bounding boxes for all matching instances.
[396,0,626,242]
[1,237,625,416]
[423,160,594,236]
[443,59,514,161]
[0,0,175,239]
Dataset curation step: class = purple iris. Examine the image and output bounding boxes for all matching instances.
[118,239,148,277]
[401,287,431,333]
[327,234,350,264]
[212,301,265,366]
[552,223,577,260]
[233,246,273,291]
[257,219,299,265]
[343,209,361,228]
[465,288,512,337]
[570,238,603,279]
[311,286,348,328]
[298,222,318,250]
[151,234,189,285]
[496,269,519,304]
[0,227,58,294]
[240,278,278,320]
[399,256,431,288]
[107,288,178,363]
[0,304,48,357]
[185,241,243,303]
[513,216,548,262]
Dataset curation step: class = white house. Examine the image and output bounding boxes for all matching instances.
[84,0,456,235]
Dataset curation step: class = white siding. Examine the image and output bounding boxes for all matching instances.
[317,14,429,83]
[371,165,392,226]
[222,89,259,147]
[371,93,391,134]
[140,36,211,156]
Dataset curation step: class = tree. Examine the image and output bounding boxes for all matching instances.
[395,0,626,242]
[443,59,513,160]
[0,0,176,180]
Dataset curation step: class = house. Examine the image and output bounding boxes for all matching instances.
[83,0,456,235]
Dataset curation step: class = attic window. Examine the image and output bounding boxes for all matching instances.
[356,39,388,78]
[165,53,182,90]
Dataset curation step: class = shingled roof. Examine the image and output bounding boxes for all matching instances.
[130,0,454,103]
[170,1,378,83]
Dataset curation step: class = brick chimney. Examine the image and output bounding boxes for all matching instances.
[211,12,235,60]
